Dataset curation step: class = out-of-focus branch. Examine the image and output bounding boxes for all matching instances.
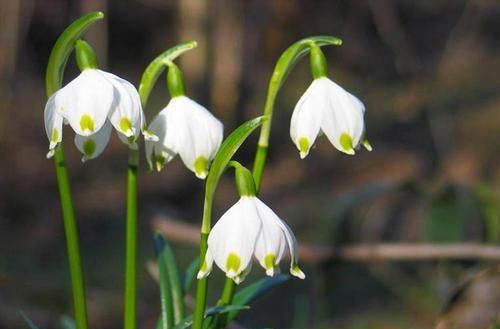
[153,216,500,264]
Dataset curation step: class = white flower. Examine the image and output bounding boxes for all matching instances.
[145,96,223,179]
[197,196,305,284]
[290,77,371,158]
[43,68,145,160]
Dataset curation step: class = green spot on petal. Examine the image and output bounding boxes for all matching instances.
[339,133,354,154]
[194,156,208,179]
[119,117,133,134]
[264,254,275,270]
[362,138,373,151]
[80,114,95,133]
[200,259,208,272]
[155,155,166,172]
[298,137,310,159]
[50,129,59,144]
[83,139,96,157]
[291,264,306,279]
[226,253,241,274]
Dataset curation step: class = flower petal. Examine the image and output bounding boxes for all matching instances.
[290,79,324,158]
[44,93,63,157]
[274,215,305,279]
[145,108,176,171]
[197,248,214,279]
[74,120,112,162]
[208,197,261,280]
[319,78,365,155]
[252,198,286,276]
[58,69,115,136]
[101,71,143,139]
[170,97,223,178]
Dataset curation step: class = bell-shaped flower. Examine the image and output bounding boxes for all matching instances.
[290,44,371,158]
[43,40,145,160]
[145,96,223,179]
[198,196,305,284]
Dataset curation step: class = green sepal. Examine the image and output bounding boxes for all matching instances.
[166,61,186,98]
[229,161,257,197]
[75,39,98,70]
[45,11,104,97]
[139,41,197,108]
[309,42,328,79]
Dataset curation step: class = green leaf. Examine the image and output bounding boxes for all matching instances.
[182,258,200,295]
[45,11,104,97]
[154,232,185,324]
[201,116,266,233]
[154,233,177,328]
[138,41,197,107]
[58,315,76,329]
[227,274,289,322]
[20,311,42,329]
[170,305,250,329]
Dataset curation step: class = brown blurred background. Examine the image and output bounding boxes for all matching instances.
[1,0,500,328]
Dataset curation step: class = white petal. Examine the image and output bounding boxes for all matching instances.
[197,248,214,279]
[290,79,324,159]
[145,108,176,171]
[58,69,115,136]
[44,93,63,154]
[101,71,143,139]
[252,198,287,276]
[207,197,261,279]
[74,120,112,162]
[274,215,305,279]
[319,78,365,155]
[169,97,223,178]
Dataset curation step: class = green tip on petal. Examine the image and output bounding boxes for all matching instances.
[339,133,355,155]
[119,117,133,136]
[362,138,373,151]
[197,258,210,279]
[143,130,159,142]
[155,155,166,172]
[225,253,241,278]
[82,139,96,162]
[264,253,276,276]
[80,114,95,134]
[49,128,59,149]
[291,264,306,279]
[194,156,208,179]
[298,137,310,159]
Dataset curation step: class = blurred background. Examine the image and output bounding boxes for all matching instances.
[1,0,500,328]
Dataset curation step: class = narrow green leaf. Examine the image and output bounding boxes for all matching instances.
[154,234,175,328]
[475,184,500,243]
[45,11,104,97]
[154,232,185,324]
[20,311,42,329]
[227,274,289,322]
[169,305,250,329]
[182,258,200,295]
[201,116,266,233]
[138,41,197,107]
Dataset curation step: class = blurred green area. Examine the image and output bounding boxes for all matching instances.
[0,0,499,328]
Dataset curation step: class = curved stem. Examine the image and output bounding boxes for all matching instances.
[124,149,139,329]
[251,36,342,191]
[54,144,89,329]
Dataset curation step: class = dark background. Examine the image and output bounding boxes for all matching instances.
[1,0,500,328]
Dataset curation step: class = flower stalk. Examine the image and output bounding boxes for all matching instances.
[45,11,106,329]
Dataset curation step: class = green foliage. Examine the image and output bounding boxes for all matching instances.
[475,184,500,243]
[182,258,200,295]
[170,305,250,329]
[20,312,41,329]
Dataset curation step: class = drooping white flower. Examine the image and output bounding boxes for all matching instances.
[197,196,305,284]
[44,68,145,160]
[290,76,371,158]
[145,96,223,179]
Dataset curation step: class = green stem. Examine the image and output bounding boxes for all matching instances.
[251,36,342,191]
[214,279,236,329]
[124,149,139,329]
[54,144,89,329]
[192,195,212,329]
